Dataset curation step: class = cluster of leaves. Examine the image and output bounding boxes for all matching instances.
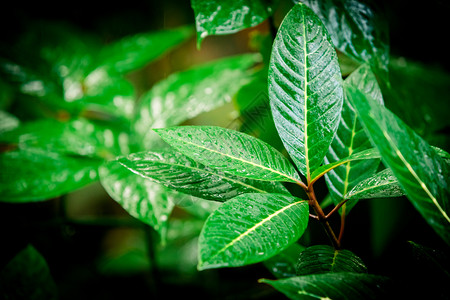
[115,1,450,299]
[1,0,450,299]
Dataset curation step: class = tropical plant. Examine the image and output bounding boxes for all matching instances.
[1,0,449,299]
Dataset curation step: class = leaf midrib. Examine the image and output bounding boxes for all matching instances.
[174,138,301,183]
[381,129,450,224]
[302,6,310,183]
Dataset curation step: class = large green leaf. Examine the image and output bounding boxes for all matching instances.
[98,25,193,74]
[260,272,389,300]
[198,193,308,270]
[269,3,343,182]
[154,126,302,183]
[345,168,405,200]
[324,64,383,213]
[116,149,288,202]
[0,148,100,202]
[300,0,390,82]
[348,86,450,245]
[0,245,57,300]
[296,245,367,275]
[134,54,260,149]
[191,0,275,47]
[99,161,175,238]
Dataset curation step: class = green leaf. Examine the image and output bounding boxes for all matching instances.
[324,64,383,213]
[198,193,308,270]
[296,245,367,276]
[345,168,405,200]
[0,148,100,202]
[0,245,57,300]
[348,86,450,245]
[116,149,288,202]
[300,0,390,82]
[134,54,260,149]
[0,118,131,159]
[269,3,343,181]
[263,243,306,279]
[260,272,389,300]
[99,161,175,238]
[98,25,194,74]
[191,0,276,47]
[310,147,380,184]
[154,126,302,184]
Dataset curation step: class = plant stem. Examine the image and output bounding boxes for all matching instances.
[325,199,348,219]
[338,204,347,243]
[306,185,341,249]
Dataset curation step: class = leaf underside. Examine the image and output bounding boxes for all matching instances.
[116,149,288,202]
[296,245,367,276]
[260,272,389,300]
[269,3,343,181]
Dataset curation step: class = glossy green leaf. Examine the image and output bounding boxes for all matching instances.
[263,243,306,279]
[198,193,308,270]
[345,168,404,200]
[0,118,131,159]
[0,148,100,202]
[98,25,193,74]
[296,245,367,275]
[134,54,260,149]
[260,272,389,300]
[116,149,288,202]
[154,126,302,184]
[99,161,175,238]
[324,64,383,213]
[348,86,450,245]
[0,245,57,300]
[191,0,275,47]
[300,0,390,82]
[310,147,380,185]
[269,3,343,181]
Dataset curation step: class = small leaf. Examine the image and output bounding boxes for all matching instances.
[260,272,389,300]
[0,245,57,300]
[269,3,343,181]
[99,161,175,238]
[198,193,308,270]
[0,148,100,202]
[117,149,288,202]
[345,168,405,200]
[191,0,275,47]
[154,126,302,184]
[134,54,260,149]
[98,25,194,74]
[296,245,367,276]
[310,147,380,184]
[348,86,450,245]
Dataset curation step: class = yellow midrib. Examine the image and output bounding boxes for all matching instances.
[301,6,310,183]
